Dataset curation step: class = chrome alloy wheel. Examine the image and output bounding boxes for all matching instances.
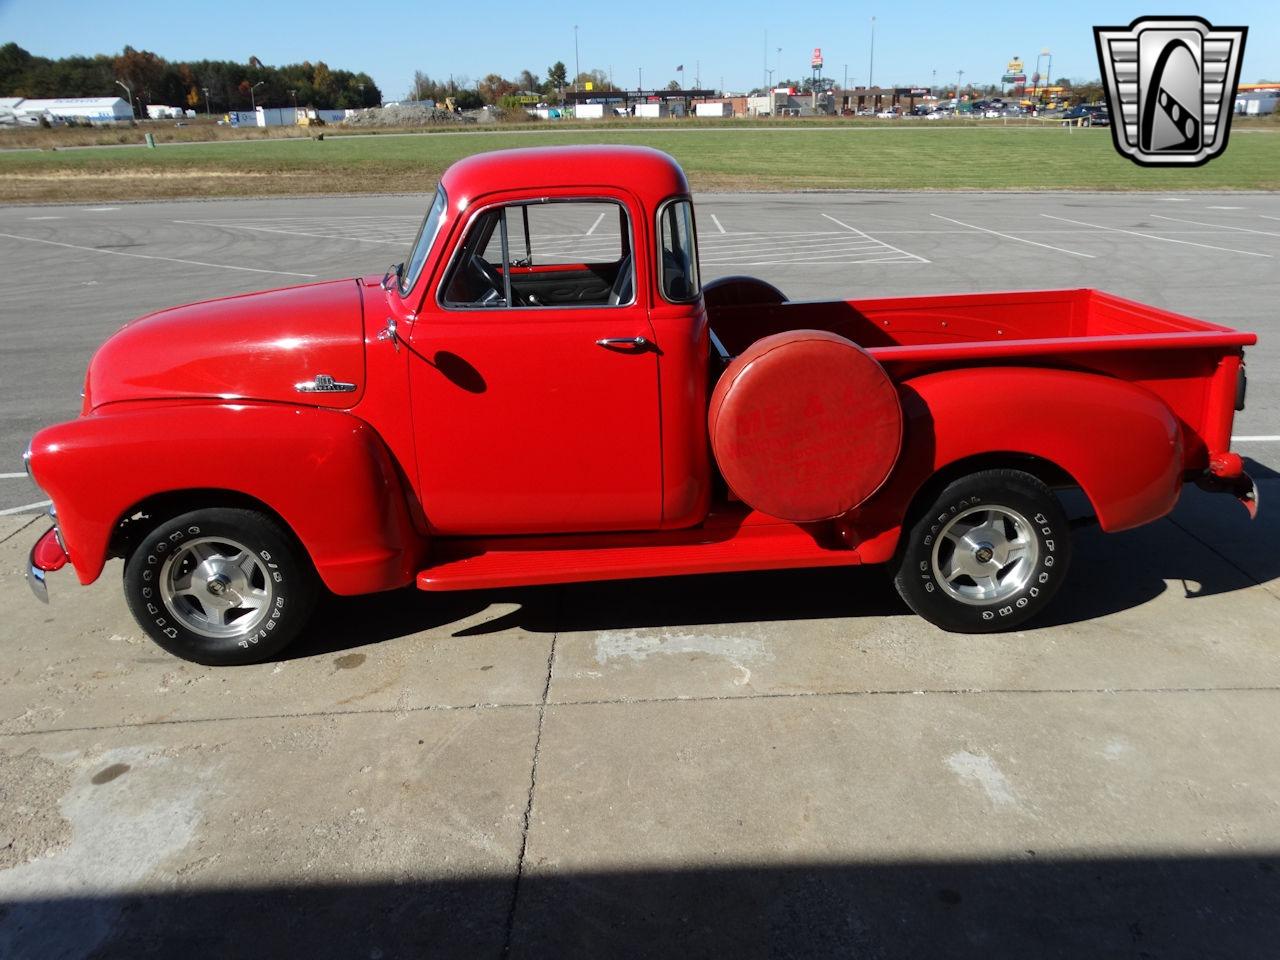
[930,505,1040,606]
[159,537,273,639]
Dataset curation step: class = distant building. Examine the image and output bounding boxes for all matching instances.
[1235,91,1278,116]
[0,96,133,123]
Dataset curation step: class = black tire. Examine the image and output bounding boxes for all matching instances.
[123,508,318,666]
[893,469,1071,633]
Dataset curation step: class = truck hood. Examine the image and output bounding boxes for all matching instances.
[85,279,366,411]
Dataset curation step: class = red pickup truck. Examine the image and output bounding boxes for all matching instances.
[24,146,1257,665]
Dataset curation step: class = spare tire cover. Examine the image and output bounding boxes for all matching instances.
[708,330,903,522]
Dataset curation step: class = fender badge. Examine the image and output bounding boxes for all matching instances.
[295,374,357,394]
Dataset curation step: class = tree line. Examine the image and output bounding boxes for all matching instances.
[0,43,381,114]
[408,62,621,108]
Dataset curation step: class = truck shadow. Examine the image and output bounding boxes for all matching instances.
[290,464,1277,658]
[5,854,1280,958]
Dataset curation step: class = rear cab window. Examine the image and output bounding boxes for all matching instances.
[657,198,700,303]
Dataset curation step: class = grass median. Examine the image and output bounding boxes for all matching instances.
[2,124,1277,202]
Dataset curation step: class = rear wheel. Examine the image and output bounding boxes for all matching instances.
[893,469,1071,633]
[123,508,318,665]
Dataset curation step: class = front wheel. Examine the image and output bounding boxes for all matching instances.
[893,469,1072,633]
[123,508,318,665]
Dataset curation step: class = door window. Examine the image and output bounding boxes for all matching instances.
[442,200,634,309]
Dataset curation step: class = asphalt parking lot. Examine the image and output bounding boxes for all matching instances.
[2,191,1279,957]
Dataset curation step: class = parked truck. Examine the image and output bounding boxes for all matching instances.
[24,146,1257,664]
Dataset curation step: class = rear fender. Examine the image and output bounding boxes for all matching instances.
[851,367,1182,562]
[26,402,425,595]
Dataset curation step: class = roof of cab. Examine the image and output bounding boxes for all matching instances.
[439,145,689,210]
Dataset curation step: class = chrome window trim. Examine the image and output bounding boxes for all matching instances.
[654,196,702,305]
[435,196,637,313]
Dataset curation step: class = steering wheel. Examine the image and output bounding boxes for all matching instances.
[469,254,505,301]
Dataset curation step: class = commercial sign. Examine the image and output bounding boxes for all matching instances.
[1007,58,1024,73]
[1002,74,1027,83]
[811,47,824,68]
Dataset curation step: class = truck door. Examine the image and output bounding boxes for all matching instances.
[408,195,663,536]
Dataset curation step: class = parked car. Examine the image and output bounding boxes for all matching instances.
[23,146,1258,664]
[1061,105,1108,126]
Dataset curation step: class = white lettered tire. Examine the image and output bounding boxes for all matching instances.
[893,469,1071,633]
[123,508,318,665]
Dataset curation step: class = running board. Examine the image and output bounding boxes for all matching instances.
[416,519,861,592]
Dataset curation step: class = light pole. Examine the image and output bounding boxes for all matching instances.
[114,79,134,119]
[776,47,782,85]
[249,80,264,111]
[956,69,964,107]
[357,82,365,106]
[638,66,643,91]
[1044,49,1053,99]
[868,16,876,89]
[573,25,580,92]
[202,86,211,118]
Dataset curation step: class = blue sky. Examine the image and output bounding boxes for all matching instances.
[1,0,1275,98]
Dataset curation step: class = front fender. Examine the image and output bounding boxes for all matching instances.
[852,367,1183,562]
[26,402,425,595]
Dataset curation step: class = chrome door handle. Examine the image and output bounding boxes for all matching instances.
[596,336,650,349]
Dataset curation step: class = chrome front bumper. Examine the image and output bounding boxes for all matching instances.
[26,510,68,604]
[27,546,49,603]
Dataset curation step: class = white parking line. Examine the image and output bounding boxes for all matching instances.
[1150,214,1280,238]
[1206,206,1244,210]
[930,213,1095,258]
[25,216,63,221]
[1260,215,1280,223]
[0,500,51,516]
[0,232,318,277]
[709,214,728,234]
[173,220,406,245]
[821,213,929,263]
[0,472,29,479]
[1039,215,1271,258]
[1232,435,1280,442]
[585,212,606,236]
[84,207,119,212]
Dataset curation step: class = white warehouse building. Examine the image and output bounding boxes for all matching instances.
[3,97,133,122]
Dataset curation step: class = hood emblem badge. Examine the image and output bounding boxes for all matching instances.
[295,374,357,394]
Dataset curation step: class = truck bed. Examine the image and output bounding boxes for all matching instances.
[709,288,1254,362]
[710,288,1256,469]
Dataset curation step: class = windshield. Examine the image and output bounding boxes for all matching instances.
[400,185,448,296]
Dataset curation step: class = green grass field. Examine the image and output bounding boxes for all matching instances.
[2,124,1277,202]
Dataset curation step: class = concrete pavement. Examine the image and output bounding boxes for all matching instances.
[1,476,1278,957]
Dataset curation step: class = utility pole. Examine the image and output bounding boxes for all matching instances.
[696,60,700,89]
[114,79,134,119]
[843,64,848,90]
[202,86,211,118]
[573,25,580,91]
[868,16,876,89]
[250,80,264,111]
[763,28,768,92]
